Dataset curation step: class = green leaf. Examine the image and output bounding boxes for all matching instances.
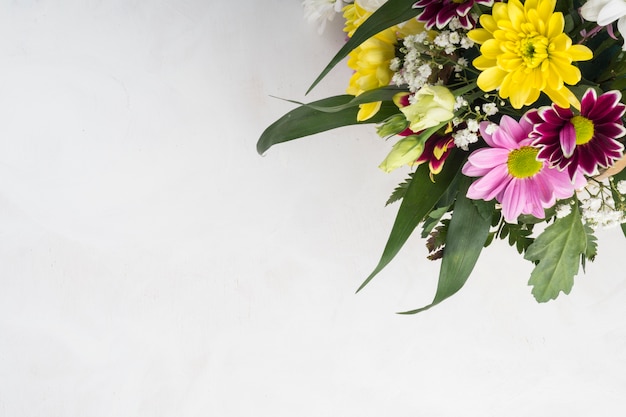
[281,86,405,113]
[257,96,398,155]
[420,173,461,238]
[357,150,465,292]
[472,198,496,222]
[581,223,598,272]
[425,219,449,256]
[484,231,496,248]
[399,176,494,314]
[524,205,586,302]
[307,0,420,94]
[386,173,415,206]
[421,205,451,238]
[499,222,535,255]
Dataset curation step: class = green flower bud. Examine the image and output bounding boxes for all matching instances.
[376,114,409,138]
[378,135,427,173]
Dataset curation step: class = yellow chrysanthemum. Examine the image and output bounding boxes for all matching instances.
[467,0,593,109]
[344,2,397,121]
[343,3,427,121]
[343,1,372,38]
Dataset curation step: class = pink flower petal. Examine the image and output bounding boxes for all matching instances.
[559,121,576,158]
[467,164,510,201]
[498,115,528,145]
[478,121,497,147]
[586,90,621,120]
[466,148,510,169]
[532,170,555,205]
[579,88,598,112]
[501,179,525,223]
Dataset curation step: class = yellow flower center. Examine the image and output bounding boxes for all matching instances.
[518,35,549,69]
[571,115,595,145]
[507,146,543,179]
[451,0,467,3]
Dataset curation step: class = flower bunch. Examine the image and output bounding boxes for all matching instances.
[258,0,626,312]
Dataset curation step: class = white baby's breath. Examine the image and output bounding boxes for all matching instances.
[578,179,626,229]
[555,203,572,218]
[453,128,478,150]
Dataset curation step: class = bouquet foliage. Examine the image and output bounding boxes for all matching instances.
[258,0,626,312]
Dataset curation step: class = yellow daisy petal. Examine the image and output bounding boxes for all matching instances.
[357,102,382,121]
[546,12,565,39]
[479,14,499,34]
[477,66,508,92]
[568,44,594,61]
[468,28,494,44]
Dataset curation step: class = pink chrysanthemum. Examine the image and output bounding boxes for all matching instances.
[462,114,586,223]
[531,88,626,179]
[413,0,494,29]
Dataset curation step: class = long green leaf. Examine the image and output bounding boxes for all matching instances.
[278,86,405,113]
[399,177,494,314]
[356,150,465,293]
[524,204,586,302]
[307,0,420,94]
[257,96,398,155]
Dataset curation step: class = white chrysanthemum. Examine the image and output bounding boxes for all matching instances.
[618,180,626,194]
[581,0,626,50]
[303,0,349,34]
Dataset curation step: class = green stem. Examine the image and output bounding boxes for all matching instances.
[452,81,478,97]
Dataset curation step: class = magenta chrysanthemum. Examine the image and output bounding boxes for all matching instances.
[531,88,626,179]
[462,115,586,223]
[413,0,494,29]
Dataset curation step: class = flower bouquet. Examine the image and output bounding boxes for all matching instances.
[258,0,626,313]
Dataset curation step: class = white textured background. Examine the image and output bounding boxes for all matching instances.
[0,1,625,416]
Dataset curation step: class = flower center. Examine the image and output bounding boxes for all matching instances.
[570,115,595,145]
[507,146,543,179]
[518,35,549,69]
[451,0,467,3]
